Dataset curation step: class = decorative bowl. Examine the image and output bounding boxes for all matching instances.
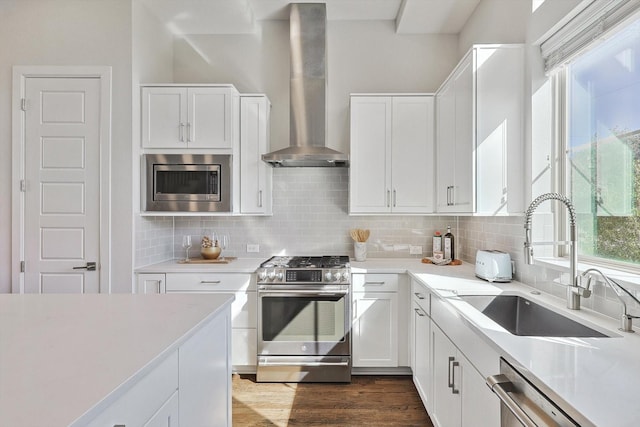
[201,246,221,260]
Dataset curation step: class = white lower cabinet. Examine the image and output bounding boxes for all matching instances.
[411,280,431,412]
[430,320,499,427]
[352,273,408,368]
[137,273,166,294]
[165,272,257,373]
[85,304,231,427]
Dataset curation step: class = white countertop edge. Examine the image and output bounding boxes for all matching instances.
[69,294,234,426]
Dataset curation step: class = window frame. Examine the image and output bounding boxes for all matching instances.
[554,13,640,274]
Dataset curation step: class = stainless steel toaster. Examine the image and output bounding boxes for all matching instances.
[475,250,512,282]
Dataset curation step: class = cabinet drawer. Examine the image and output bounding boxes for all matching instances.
[411,279,430,314]
[352,273,399,292]
[166,273,255,292]
[85,351,178,427]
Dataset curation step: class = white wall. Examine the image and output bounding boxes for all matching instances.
[172,20,458,155]
[0,0,133,293]
[458,0,529,57]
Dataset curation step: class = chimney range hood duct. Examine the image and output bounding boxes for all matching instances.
[262,3,349,167]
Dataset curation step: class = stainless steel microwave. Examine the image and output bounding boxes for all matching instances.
[143,154,231,212]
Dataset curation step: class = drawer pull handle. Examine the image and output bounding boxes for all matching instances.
[364,281,385,285]
[447,356,455,388]
[451,360,460,394]
[200,280,221,284]
[414,292,425,300]
[414,308,426,317]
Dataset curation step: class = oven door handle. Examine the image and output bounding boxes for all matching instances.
[259,290,349,297]
[486,374,538,427]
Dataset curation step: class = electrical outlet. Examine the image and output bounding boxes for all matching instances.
[246,244,260,253]
[409,245,423,255]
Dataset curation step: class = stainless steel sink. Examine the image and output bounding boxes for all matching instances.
[459,294,611,337]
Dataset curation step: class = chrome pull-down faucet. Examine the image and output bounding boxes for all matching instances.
[524,193,588,309]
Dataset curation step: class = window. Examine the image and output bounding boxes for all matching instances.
[564,18,640,266]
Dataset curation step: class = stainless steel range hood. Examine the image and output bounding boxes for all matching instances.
[262,3,349,167]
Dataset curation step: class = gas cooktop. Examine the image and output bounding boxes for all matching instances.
[260,255,350,269]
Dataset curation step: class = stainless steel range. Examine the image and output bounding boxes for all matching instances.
[256,255,351,383]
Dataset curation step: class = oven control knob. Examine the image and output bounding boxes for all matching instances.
[267,269,276,281]
[325,271,333,282]
[275,271,284,281]
[257,269,267,281]
[342,271,350,282]
[333,271,342,281]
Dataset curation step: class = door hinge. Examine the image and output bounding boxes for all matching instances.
[20,261,25,273]
[20,180,26,192]
[20,98,27,111]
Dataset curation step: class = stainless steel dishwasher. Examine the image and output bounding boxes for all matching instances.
[486,358,581,427]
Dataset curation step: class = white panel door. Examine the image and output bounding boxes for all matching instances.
[436,81,456,212]
[24,77,101,293]
[391,96,434,213]
[453,56,475,213]
[349,96,392,213]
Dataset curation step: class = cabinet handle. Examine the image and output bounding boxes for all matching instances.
[179,122,185,142]
[200,280,221,284]
[386,189,391,207]
[414,307,426,317]
[447,356,455,388]
[258,190,263,208]
[187,122,192,142]
[451,360,460,394]
[393,189,397,207]
[364,281,385,286]
[446,186,452,206]
[414,292,425,300]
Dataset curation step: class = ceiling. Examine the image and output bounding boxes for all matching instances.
[138,0,482,35]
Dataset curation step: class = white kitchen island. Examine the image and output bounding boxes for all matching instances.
[0,293,234,427]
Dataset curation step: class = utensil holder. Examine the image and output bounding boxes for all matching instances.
[354,242,367,262]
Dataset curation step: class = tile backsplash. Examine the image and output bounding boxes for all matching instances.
[135,168,635,322]
[136,168,459,266]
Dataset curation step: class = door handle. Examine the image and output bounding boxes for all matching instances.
[258,190,263,208]
[451,360,460,394]
[386,189,391,207]
[447,356,455,388]
[187,122,192,142]
[73,262,96,271]
[179,122,185,142]
[393,189,397,207]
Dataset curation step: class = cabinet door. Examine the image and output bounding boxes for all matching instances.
[137,273,166,294]
[141,87,187,148]
[179,308,232,426]
[350,96,392,213]
[436,81,456,212]
[431,324,461,427]
[475,46,524,215]
[187,87,234,149]
[413,299,431,412]
[352,291,398,367]
[143,390,179,427]
[460,354,500,427]
[240,95,272,214]
[452,55,474,212]
[391,96,434,213]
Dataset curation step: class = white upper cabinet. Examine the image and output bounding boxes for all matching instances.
[350,95,435,214]
[435,44,524,215]
[240,95,272,215]
[141,85,238,149]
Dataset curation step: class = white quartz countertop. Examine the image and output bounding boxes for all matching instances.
[136,257,264,273]
[0,293,234,427]
[407,264,640,427]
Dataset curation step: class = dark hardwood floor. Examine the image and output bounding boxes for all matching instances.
[232,374,434,426]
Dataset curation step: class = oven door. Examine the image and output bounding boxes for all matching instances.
[257,286,351,357]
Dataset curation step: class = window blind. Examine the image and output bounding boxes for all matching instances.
[541,0,640,72]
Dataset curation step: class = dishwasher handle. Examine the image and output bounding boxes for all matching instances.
[486,374,538,427]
